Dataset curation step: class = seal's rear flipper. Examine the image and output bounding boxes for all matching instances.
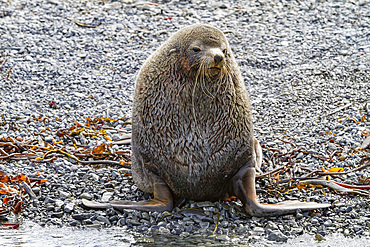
[233,166,331,217]
[81,179,173,212]
[81,199,109,209]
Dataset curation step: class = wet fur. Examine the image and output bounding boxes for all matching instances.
[132,24,255,200]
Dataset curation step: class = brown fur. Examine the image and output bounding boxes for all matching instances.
[131,24,255,201]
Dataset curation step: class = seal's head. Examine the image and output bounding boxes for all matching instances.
[167,24,232,79]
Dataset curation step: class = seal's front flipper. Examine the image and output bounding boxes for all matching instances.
[82,179,173,212]
[233,166,331,217]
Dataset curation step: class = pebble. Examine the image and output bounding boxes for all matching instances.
[252,227,265,235]
[196,201,215,207]
[85,224,101,230]
[64,203,75,213]
[267,230,288,242]
[101,192,114,202]
[80,193,93,200]
[96,216,111,226]
[323,220,333,227]
[265,222,279,230]
[216,235,230,241]
[72,213,93,221]
[59,191,70,200]
[51,212,64,218]
[126,219,141,226]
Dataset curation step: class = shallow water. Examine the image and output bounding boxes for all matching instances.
[1,221,369,247]
[0,221,135,247]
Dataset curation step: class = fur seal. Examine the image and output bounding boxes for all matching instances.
[82,24,330,216]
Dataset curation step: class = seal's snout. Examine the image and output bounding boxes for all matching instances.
[214,54,224,65]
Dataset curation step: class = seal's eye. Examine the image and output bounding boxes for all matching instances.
[191,47,201,53]
[222,48,227,55]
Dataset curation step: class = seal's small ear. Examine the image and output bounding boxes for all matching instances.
[168,48,178,55]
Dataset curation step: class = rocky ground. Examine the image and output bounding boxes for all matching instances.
[0,0,369,246]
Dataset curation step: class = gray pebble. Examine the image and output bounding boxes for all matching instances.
[267,230,288,242]
[323,220,333,227]
[101,192,114,202]
[96,216,111,225]
[51,212,64,218]
[72,213,93,221]
[80,193,93,200]
[64,202,75,213]
[252,226,265,235]
[265,222,279,230]
[126,218,141,226]
[59,191,70,200]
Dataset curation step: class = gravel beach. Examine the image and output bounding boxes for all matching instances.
[0,0,369,246]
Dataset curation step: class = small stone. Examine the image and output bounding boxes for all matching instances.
[85,224,101,229]
[45,136,53,142]
[54,199,64,208]
[44,197,55,204]
[109,215,119,223]
[117,218,126,226]
[106,208,117,217]
[323,220,332,227]
[70,221,80,227]
[82,219,93,225]
[96,215,111,225]
[338,50,349,55]
[267,230,288,242]
[196,201,215,207]
[72,213,92,221]
[158,226,170,234]
[237,226,249,233]
[185,224,195,232]
[282,215,293,220]
[59,191,70,200]
[296,212,303,220]
[126,218,141,226]
[199,221,209,229]
[51,211,64,218]
[252,226,265,235]
[265,222,279,230]
[296,152,304,159]
[118,168,130,174]
[32,187,41,195]
[110,171,120,178]
[292,227,304,235]
[180,232,190,238]
[220,220,229,228]
[80,193,93,200]
[216,235,230,241]
[353,225,362,232]
[90,173,100,182]
[141,212,150,221]
[101,192,114,202]
[311,218,319,225]
[64,202,75,213]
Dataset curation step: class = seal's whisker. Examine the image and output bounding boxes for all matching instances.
[215,66,227,96]
[199,62,215,99]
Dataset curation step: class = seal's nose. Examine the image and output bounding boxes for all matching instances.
[214,54,224,65]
